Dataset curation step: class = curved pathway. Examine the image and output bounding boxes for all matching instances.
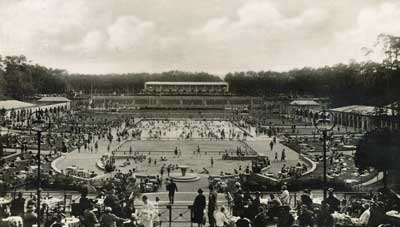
[53,123,127,174]
[357,171,383,187]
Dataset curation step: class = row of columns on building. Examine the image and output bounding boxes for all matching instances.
[5,103,70,125]
[98,97,256,108]
[145,85,228,93]
[293,108,400,131]
[331,112,400,131]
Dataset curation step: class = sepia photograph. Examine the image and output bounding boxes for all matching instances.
[0,0,399,227]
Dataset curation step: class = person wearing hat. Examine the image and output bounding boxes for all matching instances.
[234,182,242,193]
[23,205,38,227]
[137,195,155,227]
[79,190,92,216]
[367,201,385,227]
[26,196,37,209]
[235,213,251,227]
[280,185,290,206]
[82,203,98,227]
[277,205,294,227]
[96,191,105,199]
[208,185,218,227]
[300,189,313,210]
[192,189,206,227]
[166,179,178,204]
[351,203,370,226]
[325,188,340,213]
[100,207,128,227]
[253,207,269,227]
[104,189,120,213]
[253,191,261,211]
[10,192,25,216]
[153,197,160,227]
[214,206,230,227]
[233,190,244,217]
[297,204,314,227]
[50,214,64,227]
[316,202,334,227]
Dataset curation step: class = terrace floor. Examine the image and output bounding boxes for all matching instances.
[54,120,303,192]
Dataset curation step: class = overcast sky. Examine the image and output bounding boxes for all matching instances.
[0,0,399,75]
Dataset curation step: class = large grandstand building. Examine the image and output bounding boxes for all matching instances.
[144,81,229,95]
[91,81,262,110]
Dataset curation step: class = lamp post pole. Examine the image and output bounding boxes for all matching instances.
[313,110,335,202]
[29,111,50,227]
[36,130,41,226]
[322,130,327,200]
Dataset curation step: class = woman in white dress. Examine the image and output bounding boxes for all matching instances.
[137,195,155,227]
[153,197,160,226]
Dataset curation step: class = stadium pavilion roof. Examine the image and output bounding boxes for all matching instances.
[145,81,228,85]
[330,105,398,116]
[330,105,380,116]
[290,100,320,106]
[38,96,70,102]
[0,100,36,110]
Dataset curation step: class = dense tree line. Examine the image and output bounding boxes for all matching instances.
[65,71,221,95]
[0,55,67,100]
[225,34,400,107]
[225,61,400,107]
[355,128,400,188]
[2,55,398,108]
[0,34,398,108]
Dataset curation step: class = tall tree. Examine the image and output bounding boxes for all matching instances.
[355,128,400,188]
[378,34,400,116]
[1,55,35,100]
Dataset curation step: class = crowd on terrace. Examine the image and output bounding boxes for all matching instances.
[1,182,400,227]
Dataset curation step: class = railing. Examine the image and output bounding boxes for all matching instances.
[239,140,258,155]
[230,120,254,138]
[2,191,232,227]
[139,203,231,227]
[2,191,76,226]
[159,204,193,227]
[3,191,76,211]
[2,190,370,226]
[229,191,369,209]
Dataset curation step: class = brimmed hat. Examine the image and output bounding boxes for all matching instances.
[26,205,35,211]
[362,203,370,209]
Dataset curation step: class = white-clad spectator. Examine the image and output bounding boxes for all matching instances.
[214,206,229,227]
[153,197,160,226]
[279,185,290,206]
[137,195,155,227]
[352,203,370,226]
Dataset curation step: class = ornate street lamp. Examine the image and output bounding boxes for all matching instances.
[28,110,51,227]
[313,110,335,201]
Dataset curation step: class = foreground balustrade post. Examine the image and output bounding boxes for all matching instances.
[167,204,172,227]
